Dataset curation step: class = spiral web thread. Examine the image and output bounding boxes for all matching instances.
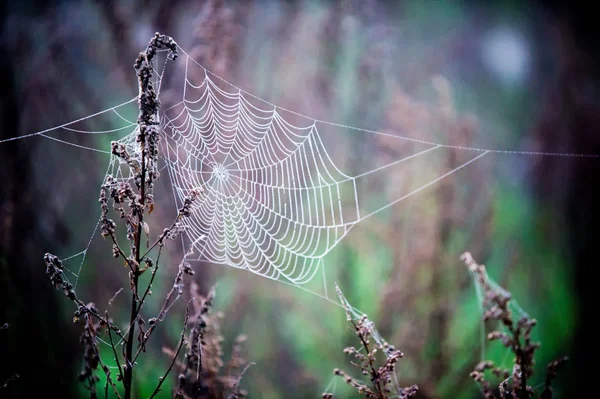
[0,46,593,395]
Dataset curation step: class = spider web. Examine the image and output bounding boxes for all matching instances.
[1,47,597,295]
[155,49,596,292]
[2,42,595,370]
[1,44,594,397]
[161,60,361,286]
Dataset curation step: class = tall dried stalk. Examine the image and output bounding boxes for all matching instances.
[44,33,203,399]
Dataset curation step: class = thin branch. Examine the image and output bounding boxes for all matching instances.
[132,266,185,364]
[97,353,123,399]
[350,318,384,398]
[81,300,125,339]
[227,363,255,399]
[139,218,179,260]
[149,301,192,399]
[88,319,122,399]
[106,288,125,385]
[107,328,125,386]
[109,233,136,274]
[131,244,164,324]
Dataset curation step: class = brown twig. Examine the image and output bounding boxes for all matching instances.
[106,289,125,385]
[94,335,122,399]
[131,244,164,324]
[227,363,255,399]
[149,301,192,399]
[121,32,178,399]
[132,261,193,365]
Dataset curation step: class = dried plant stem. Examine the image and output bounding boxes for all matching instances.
[124,162,146,395]
[42,32,252,399]
[109,234,136,273]
[107,327,125,385]
[119,32,178,399]
[44,33,187,398]
[351,318,384,398]
[105,289,125,388]
[122,156,143,399]
[131,244,164,323]
[325,285,417,399]
[139,218,178,260]
[132,265,185,364]
[73,293,125,339]
[149,303,191,399]
[89,320,122,399]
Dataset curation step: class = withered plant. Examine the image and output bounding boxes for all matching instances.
[43,33,248,399]
[461,252,567,399]
[163,282,250,399]
[322,286,418,399]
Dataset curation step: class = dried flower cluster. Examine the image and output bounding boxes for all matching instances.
[163,282,250,399]
[134,32,178,187]
[461,252,567,399]
[323,286,417,399]
[78,304,125,399]
[44,252,76,300]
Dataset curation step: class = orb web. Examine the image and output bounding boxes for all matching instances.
[3,45,594,291]
[161,62,361,285]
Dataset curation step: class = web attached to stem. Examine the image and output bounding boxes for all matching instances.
[1,46,597,293]
[158,52,493,288]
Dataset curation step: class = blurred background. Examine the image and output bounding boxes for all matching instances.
[1,1,599,398]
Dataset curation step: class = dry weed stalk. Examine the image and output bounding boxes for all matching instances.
[461,252,567,399]
[322,286,418,399]
[43,33,207,398]
[163,282,250,399]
